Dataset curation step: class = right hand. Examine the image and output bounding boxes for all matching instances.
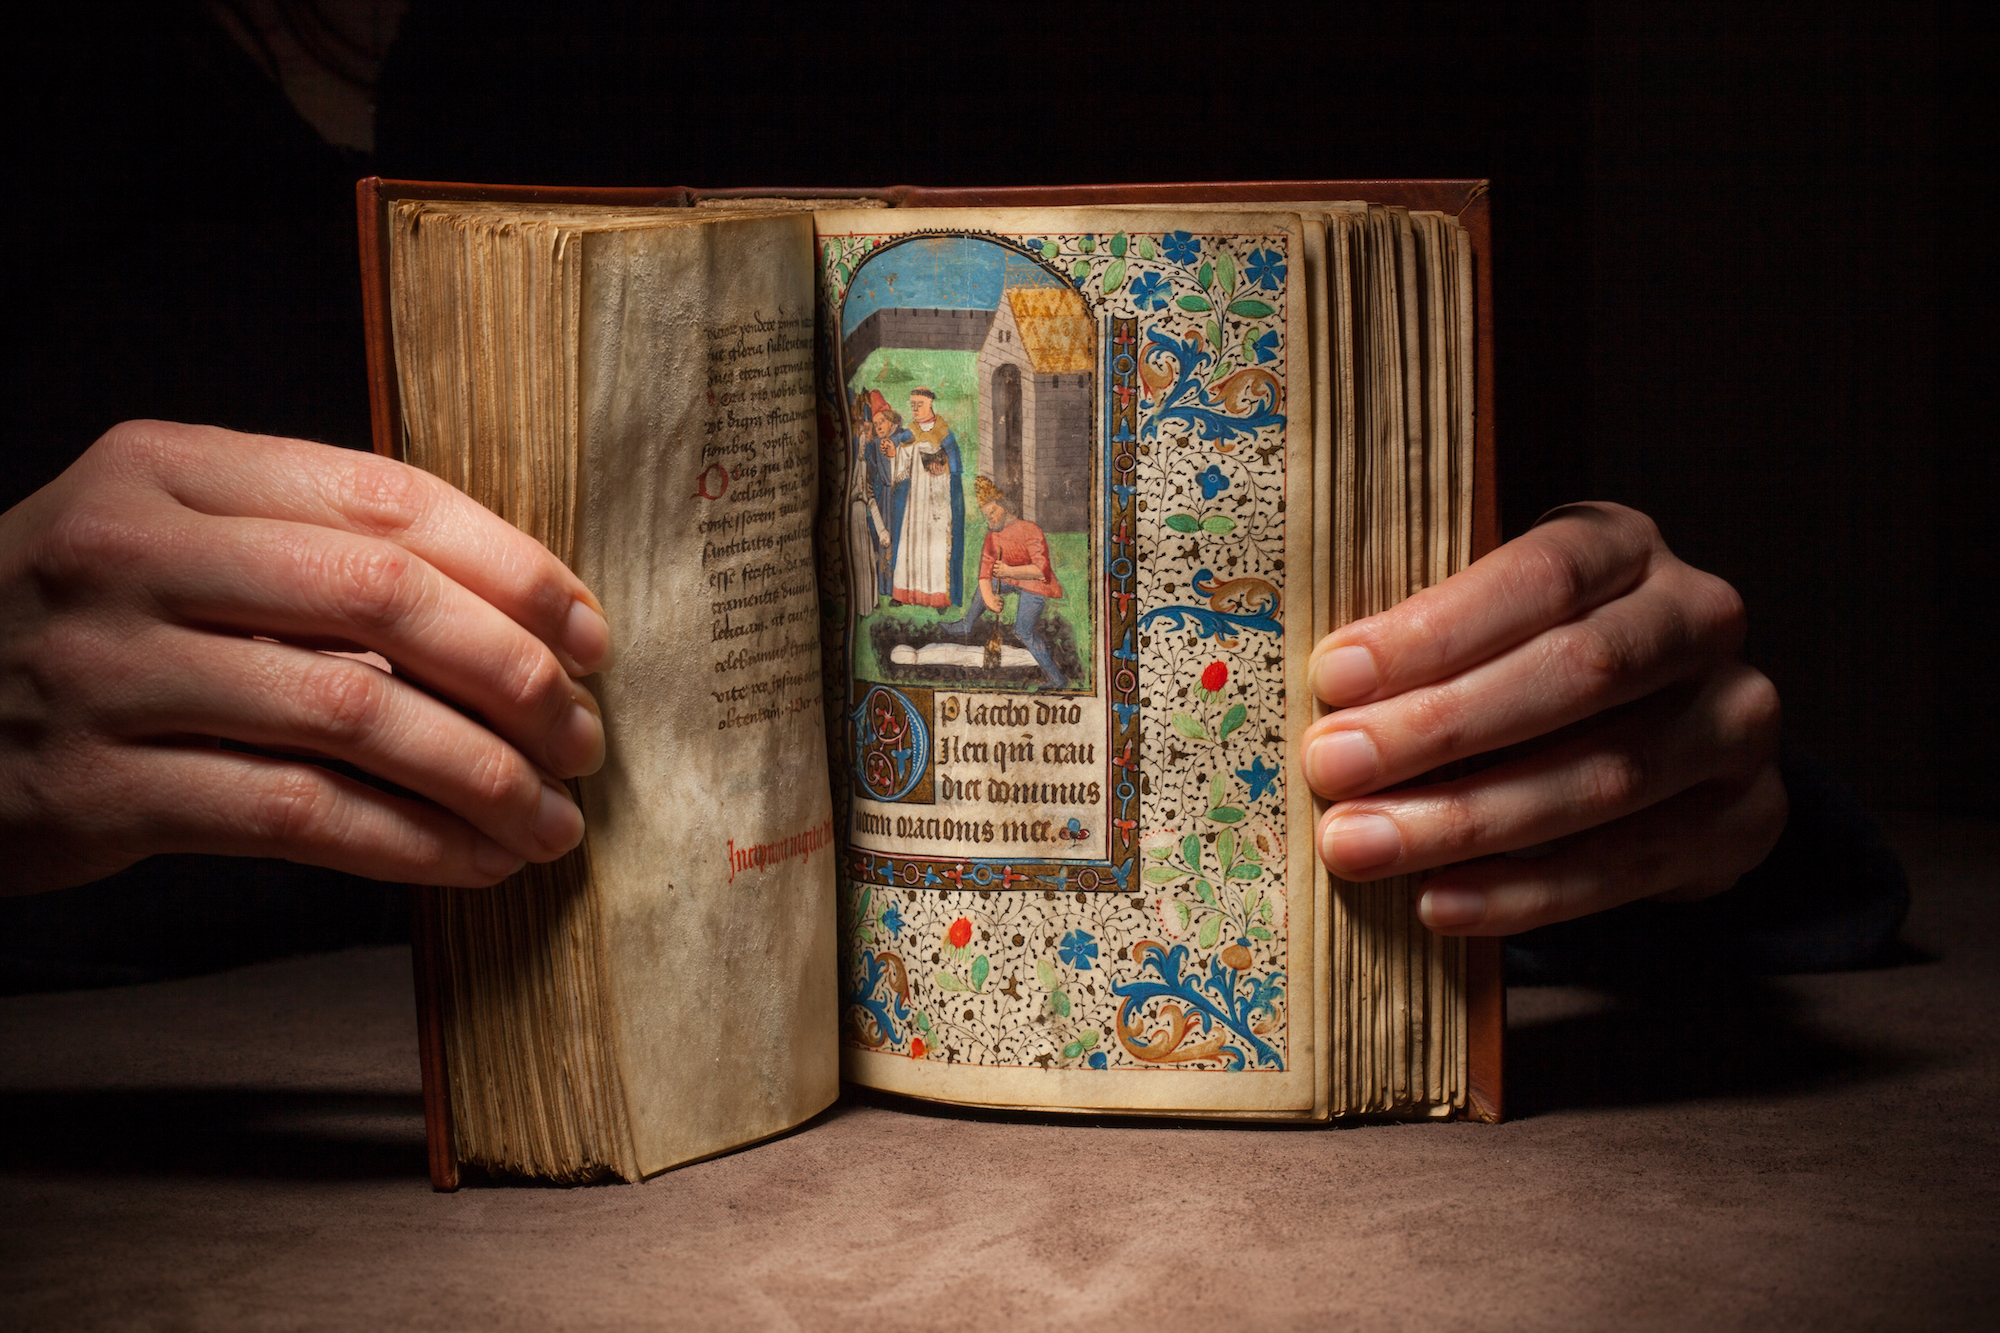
[0,422,610,894]
[981,583,1003,613]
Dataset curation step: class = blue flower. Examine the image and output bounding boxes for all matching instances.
[1129,271,1170,311]
[1245,248,1287,291]
[1247,329,1279,364]
[1236,754,1279,803]
[1087,1051,1108,1070]
[1057,929,1099,971]
[1161,231,1201,266]
[881,903,904,938]
[1198,464,1230,499]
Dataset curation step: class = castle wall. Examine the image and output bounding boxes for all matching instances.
[842,307,995,378]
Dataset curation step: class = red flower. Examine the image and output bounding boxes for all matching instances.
[1201,661,1228,692]
[910,1038,927,1059]
[947,917,973,949]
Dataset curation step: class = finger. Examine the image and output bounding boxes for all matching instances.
[1301,560,1747,801]
[1308,503,1664,706]
[1317,661,1781,879]
[138,510,604,780]
[115,422,611,675]
[98,628,584,863]
[113,745,534,887]
[1410,765,1789,936]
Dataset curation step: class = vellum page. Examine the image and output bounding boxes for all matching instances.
[816,207,1316,1114]
[574,213,839,1174]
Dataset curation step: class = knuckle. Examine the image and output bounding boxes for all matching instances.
[1425,793,1488,861]
[1398,687,1468,761]
[296,659,385,749]
[497,639,568,719]
[35,503,150,589]
[1549,620,1636,705]
[339,456,433,537]
[463,741,529,812]
[253,767,339,848]
[1721,668,1783,759]
[1579,745,1649,812]
[322,540,420,635]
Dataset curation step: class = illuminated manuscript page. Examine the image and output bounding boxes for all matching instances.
[817,208,1317,1114]
[574,213,839,1174]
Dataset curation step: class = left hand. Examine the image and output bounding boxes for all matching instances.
[1299,503,1785,935]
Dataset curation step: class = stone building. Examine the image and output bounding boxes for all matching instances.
[975,287,1095,533]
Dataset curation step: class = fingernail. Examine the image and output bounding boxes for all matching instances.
[549,685,606,777]
[1305,730,1378,796]
[563,598,612,673]
[1313,645,1378,705]
[533,780,584,854]
[472,835,526,880]
[1421,886,1488,929]
[1321,813,1402,876]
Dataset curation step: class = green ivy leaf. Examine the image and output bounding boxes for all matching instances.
[857,924,876,944]
[1198,260,1214,289]
[1209,771,1225,810]
[1146,845,1174,860]
[1061,1041,1084,1060]
[1079,234,1096,254]
[1206,318,1224,351]
[1071,258,1091,283]
[1077,1029,1101,1050]
[1164,513,1201,533]
[1143,865,1186,884]
[1171,712,1211,742]
[1249,926,1273,941]
[1051,989,1072,1018]
[1217,828,1237,872]
[1228,862,1264,879]
[1195,879,1217,907]
[1111,230,1128,257]
[916,1011,933,1035]
[1200,515,1237,534]
[1243,885,1260,918]
[1138,235,1156,260]
[1037,957,1059,991]
[1209,807,1247,824]
[971,955,990,992]
[1176,294,1213,313]
[1181,833,1201,868]
[857,887,872,921]
[934,971,967,992]
[1220,252,1239,294]
[1102,257,1127,294]
[1259,896,1273,922]
[1040,239,1060,261]
[1226,298,1276,318]
[1218,702,1248,740]
[1198,913,1224,949]
[1175,901,1192,928]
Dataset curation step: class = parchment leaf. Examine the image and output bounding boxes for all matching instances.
[1259,896,1273,922]
[1077,1029,1101,1050]
[1143,865,1185,884]
[1175,901,1192,928]
[1198,913,1224,949]
[1206,319,1224,351]
[1209,771,1225,810]
[1138,235,1156,260]
[1200,515,1237,533]
[1037,957,1059,991]
[1080,234,1096,254]
[1219,251,1238,293]
[1226,298,1276,318]
[1228,862,1263,879]
[971,955,990,991]
[1071,259,1091,283]
[934,971,967,992]
[916,1011,933,1035]
[1051,989,1072,1018]
[1040,239,1060,261]
[1249,926,1273,941]
[1217,828,1236,872]
[1195,878,1218,907]
[1177,295,1213,313]
[1145,845,1174,860]
[1061,1041,1084,1060]
[1165,513,1201,533]
[1181,833,1201,868]
[1110,230,1128,257]
[1171,712,1211,742]
[1218,702,1248,740]
[1209,807,1246,824]
[1102,258,1127,294]
[1198,260,1214,290]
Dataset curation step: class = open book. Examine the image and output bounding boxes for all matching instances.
[357,180,1502,1188]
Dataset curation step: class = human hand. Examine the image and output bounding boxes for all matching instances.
[1301,503,1784,935]
[981,584,1003,613]
[0,422,610,894]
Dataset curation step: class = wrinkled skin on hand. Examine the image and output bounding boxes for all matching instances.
[0,422,611,893]
[1301,502,1785,936]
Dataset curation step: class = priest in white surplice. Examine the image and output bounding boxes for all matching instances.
[884,387,965,610]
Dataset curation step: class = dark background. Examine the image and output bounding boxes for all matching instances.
[4,1,1979,980]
